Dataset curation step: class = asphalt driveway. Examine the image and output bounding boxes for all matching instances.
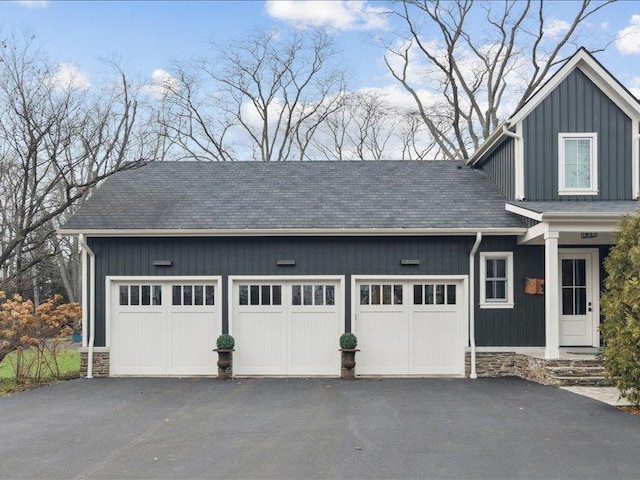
[0,377,639,479]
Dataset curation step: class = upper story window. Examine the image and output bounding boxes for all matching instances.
[479,252,514,309]
[558,133,598,195]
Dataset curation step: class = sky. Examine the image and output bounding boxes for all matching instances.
[1,0,639,110]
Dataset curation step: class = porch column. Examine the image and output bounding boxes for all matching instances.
[544,231,560,359]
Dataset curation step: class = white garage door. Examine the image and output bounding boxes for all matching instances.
[111,279,220,376]
[355,279,465,376]
[231,279,342,376]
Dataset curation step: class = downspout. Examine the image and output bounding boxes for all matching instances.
[78,234,96,379]
[469,232,482,379]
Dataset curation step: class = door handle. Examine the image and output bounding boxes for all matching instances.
[587,301,592,312]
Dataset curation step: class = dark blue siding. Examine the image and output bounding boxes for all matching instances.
[481,137,515,200]
[523,68,632,200]
[88,236,547,348]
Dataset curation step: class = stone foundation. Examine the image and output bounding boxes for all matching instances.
[465,352,606,386]
[80,350,110,377]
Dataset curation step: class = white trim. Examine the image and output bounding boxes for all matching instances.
[558,248,600,348]
[510,50,640,125]
[228,274,346,339]
[478,252,514,309]
[505,203,543,221]
[59,227,528,237]
[466,122,511,165]
[514,121,525,200]
[105,275,223,353]
[633,118,640,199]
[78,347,110,353]
[558,132,598,196]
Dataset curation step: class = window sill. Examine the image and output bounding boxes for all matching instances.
[479,302,515,309]
[558,189,599,196]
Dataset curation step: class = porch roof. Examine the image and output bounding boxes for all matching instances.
[506,201,639,222]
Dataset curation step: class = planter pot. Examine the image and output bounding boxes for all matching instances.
[340,348,359,380]
[213,349,234,380]
[72,333,82,343]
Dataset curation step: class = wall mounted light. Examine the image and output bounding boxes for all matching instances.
[277,259,296,266]
[400,259,420,266]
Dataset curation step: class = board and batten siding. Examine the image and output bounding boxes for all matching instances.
[523,68,632,201]
[480,137,515,200]
[87,235,546,349]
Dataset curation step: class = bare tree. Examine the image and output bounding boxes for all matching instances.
[157,28,346,161]
[0,34,161,298]
[385,0,615,160]
[312,90,439,160]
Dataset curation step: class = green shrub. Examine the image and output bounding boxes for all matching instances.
[600,212,640,406]
[216,334,235,350]
[339,332,357,350]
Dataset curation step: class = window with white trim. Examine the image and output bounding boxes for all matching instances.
[479,252,514,309]
[558,133,598,195]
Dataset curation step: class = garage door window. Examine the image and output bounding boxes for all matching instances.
[413,284,456,305]
[172,285,215,306]
[292,284,335,306]
[119,285,162,306]
[239,284,282,306]
[360,284,402,305]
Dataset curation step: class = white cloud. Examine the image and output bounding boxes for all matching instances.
[140,69,180,99]
[616,15,640,55]
[265,0,388,31]
[47,63,90,90]
[15,0,48,8]
[543,18,571,38]
[630,76,640,99]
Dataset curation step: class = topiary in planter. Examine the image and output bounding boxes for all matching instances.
[339,332,357,350]
[216,334,235,350]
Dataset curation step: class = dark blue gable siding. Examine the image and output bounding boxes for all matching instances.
[88,235,546,349]
[480,137,515,200]
[523,68,632,201]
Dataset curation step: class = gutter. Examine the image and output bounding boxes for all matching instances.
[469,232,482,379]
[78,234,96,379]
[58,227,528,237]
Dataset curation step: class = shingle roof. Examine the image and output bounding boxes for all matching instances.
[62,161,525,231]
[509,201,640,215]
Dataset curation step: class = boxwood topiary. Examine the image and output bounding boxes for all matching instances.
[339,332,357,350]
[216,334,235,350]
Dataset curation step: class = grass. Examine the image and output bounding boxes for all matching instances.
[0,348,80,396]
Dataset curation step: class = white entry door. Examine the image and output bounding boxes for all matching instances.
[559,253,595,346]
[111,280,220,376]
[231,279,342,376]
[355,279,465,376]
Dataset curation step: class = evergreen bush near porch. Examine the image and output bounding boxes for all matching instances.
[600,212,640,407]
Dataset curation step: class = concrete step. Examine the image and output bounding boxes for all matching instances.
[550,376,607,387]
[546,366,605,377]
[545,360,604,368]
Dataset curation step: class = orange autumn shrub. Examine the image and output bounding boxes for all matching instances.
[0,291,81,383]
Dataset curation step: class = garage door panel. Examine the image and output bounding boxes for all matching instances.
[357,310,408,375]
[114,311,166,375]
[111,280,220,376]
[356,280,465,376]
[232,280,341,376]
[168,311,217,375]
[412,310,464,375]
[234,311,286,375]
[288,311,339,375]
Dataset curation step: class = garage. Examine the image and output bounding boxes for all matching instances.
[109,277,221,376]
[354,277,466,376]
[230,277,343,376]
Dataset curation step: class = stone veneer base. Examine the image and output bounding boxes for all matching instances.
[80,351,110,377]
